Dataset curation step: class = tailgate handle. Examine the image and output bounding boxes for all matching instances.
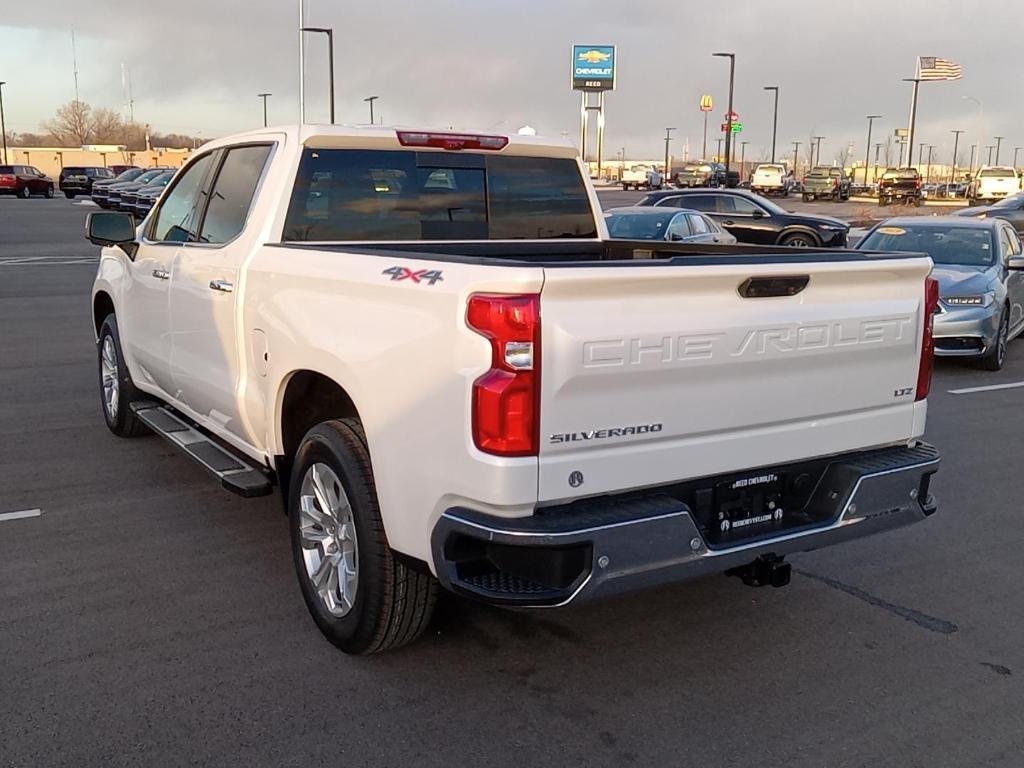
[739,275,809,298]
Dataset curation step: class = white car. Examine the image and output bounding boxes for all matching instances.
[86,124,942,654]
[621,164,663,191]
[750,163,789,196]
[970,166,1021,205]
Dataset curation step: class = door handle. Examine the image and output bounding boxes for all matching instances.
[152,268,169,280]
[209,279,234,293]
[723,220,735,226]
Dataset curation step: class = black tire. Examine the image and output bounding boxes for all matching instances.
[780,232,819,248]
[802,194,812,202]
[978,309,1009,371]
[621,184,629,191]
[45,185,54,199]
[878,196,887,207]
[64,191,75,199]
[97,315,150,437]
[914,196,923,208]
[18,185,30,199]
[288,419,438,655]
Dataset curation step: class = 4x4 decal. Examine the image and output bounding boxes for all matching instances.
[382,266,444,285]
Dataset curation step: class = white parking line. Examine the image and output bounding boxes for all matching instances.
[949,381,1024,395]
[0,508,42,522]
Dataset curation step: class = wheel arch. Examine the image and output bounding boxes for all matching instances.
[93,291,116,337]
[775,226,822,246]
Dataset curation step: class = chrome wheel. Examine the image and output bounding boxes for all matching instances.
[298,463,358,617]
[100,335,119,420]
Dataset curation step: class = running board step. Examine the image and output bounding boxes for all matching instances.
[131,402,273,498]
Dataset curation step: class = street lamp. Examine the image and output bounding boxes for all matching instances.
[987,145,995,165]
[257,92,272,127]
[300,26,335,123]
[812,136,825,167]
[994,136,1005,165]
[863,115,881,187]
[1015,147,1023,170]
[712,52,736,176]
[0,81,7,165]
[792,141,801,178]
[950,130,964,184]
[364,95,379,125]
[740,140,749,179]
[716,137,723,161]
[763,86,779,163]
[663,128,675,183]
[962,96,983,177]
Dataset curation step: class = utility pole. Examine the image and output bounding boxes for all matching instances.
[1015,147,1022,170]
[863,115,881,187]
[968,144,976,174]
[792,141,801,178]
[663,128,675,182]
[713,52,736,177]
[258,93,272,127]
[812,136,825,167]
[740,140,749,179]
[716,137,723,161]
[71,28,80,103]
[987,145,995,165]
[763,86,779,163]
[301,27,335,123]
[918,142,926,170]
[0,81,7,165]
[364,96,379,125]
[994,136,1004,165]
[950,129,964,184]
[874,142,883,185]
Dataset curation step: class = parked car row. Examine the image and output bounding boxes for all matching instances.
[0,165,55,198]
[58,166,116,198]
[92,167,175,215]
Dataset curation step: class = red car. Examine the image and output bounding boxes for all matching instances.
[0,164,55,198]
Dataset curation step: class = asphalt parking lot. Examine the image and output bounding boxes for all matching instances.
[3,197,1024,767]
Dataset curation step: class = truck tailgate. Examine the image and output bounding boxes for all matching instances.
[537,257,931,502]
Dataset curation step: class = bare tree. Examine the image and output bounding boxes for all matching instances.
[44,100,94,145]
[834,145,853,170]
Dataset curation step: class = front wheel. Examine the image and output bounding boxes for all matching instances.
[781,232,818,248]
[97,315,150,437]
[45,185,54,199]
[64,191,75,199]
[978,310,1010,371]
[289,419,438,655]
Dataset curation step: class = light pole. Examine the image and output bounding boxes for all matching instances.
[925,145,934,183]
[903,77,922,167]
[792,141,801,178]
[812,136,825,167]
[763,86,779,163]
[874,142,883,185]
[740,140,749,179]
[987,145,995,165]
[863,115,881,187]
[713,52,736,177]
[950,129,964,184]
[300,26,335,123]
[0,81,7,165]
[994,136,1004,165]
[364,95,379,125]
[716,137,723,161]
[963,96,983,177]
[968,145,976,173]
[1015,147,1023,170]
[257,92,272,127]
[918,142,926,172]
[663,128,675,182]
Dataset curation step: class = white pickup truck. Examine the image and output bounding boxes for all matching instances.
[621,164,663,191]
[750,163,789,196]
[87,125,941,654]
[969,166,1021,206]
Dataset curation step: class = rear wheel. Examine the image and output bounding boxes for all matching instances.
[18,185,30,199]
[802,194,812,202]
[979,309,1010,371]
[97,315,150,437]
[289,419,438,654]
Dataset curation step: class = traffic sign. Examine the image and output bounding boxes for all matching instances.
[699,94,713,112]
[721,122,743,133]
[725,110,739,121]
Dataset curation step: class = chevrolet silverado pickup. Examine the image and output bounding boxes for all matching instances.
[86,125,941,654]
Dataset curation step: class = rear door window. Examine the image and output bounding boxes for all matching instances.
[677,194,718,212]
[688,214,710,234]
[283,148,596,241]
[150,153,217,242]
[665,214,690,240]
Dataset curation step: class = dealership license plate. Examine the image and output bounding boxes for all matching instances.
[714,472,785,537]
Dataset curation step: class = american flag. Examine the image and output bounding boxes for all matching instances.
[918,57,963,81]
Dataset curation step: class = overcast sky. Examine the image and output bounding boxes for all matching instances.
[2,0,1021,163]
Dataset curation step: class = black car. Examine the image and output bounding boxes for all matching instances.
[121,171,175,213]
[58,166,115,199]
[91,168,149,208]
[106,168,171,210]
[956,191,1024,235]
[637,188,849,247]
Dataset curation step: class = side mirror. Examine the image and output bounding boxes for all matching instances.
[751,209,766,218]
[85,211,137,253]
[668,232,684,241]
[1008,255,1024,270]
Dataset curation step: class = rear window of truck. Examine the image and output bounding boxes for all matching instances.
[283,149,598,241]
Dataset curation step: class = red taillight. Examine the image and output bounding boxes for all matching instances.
[915,179,922,189]
[466,294,540,456]
[916,276,939,401]
[397,130,509,152]
[0,174,14,185]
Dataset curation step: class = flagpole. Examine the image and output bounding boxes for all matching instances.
[904,60,921,169]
